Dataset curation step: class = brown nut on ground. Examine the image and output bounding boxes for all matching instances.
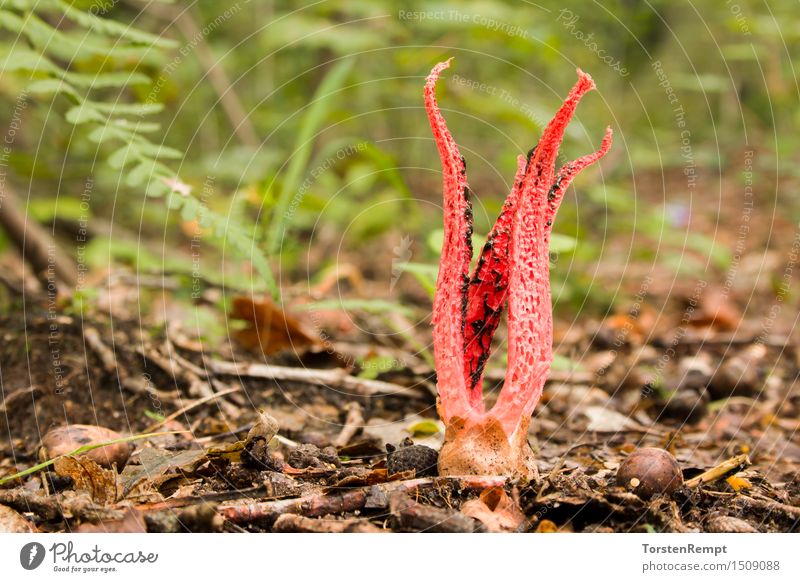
[40,425,131,471]
[616,447,683,499]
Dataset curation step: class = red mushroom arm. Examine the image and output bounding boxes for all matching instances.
[491,71,608,435]
[424,59,476,422]
[463,152,530,403]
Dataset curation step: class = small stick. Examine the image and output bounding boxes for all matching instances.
[219,489,368,526]
[218,476,507,526]
[732,495,800,521]
[272,513,383,533]
[84,327,121,375]
[334,402,364,448]
[390,491,479,532]
[0,185,77,289]
[142,345,239,417]
[685,454,751,488]
[0,385,41,413]
[85,328,178,401]
[205,359,428,399]
[143,386,241,433]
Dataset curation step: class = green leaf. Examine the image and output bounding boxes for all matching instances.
[407,420,441,437]
[426,229,444,254]
[27,78,79,99]
[126,160,158,186]
[23,13,135,61]
[49,0,177,49]
[549,233,578,254]
[0,48,60,74]
[550,354,584,373]
[65,103,106,124]
[0,9,26,34]
[135,142,183,160]
[179,196,199,222]
[146,179,171,198]
[64,70,151,89]
[88,124,134,144]
[88,101,163,116]
[108,143,139,169]
[266,58,355,256]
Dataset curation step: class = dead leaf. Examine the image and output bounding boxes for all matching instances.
[689,287,741,331]
[231,296,320,355]
[54,456,119,504]
[74,508,146,533]
[461,487,526,532]
[582,406,642,432]
[603,304,658,344]
[0,504,37,532]
[246,410,279,444]
[121,447,208,496]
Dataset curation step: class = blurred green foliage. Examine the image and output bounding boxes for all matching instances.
[0,0,798,316]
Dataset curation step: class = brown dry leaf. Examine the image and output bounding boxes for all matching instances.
[582,406,642,432]
[74,508,146,533]
[0,504,37,532]
[230,296,320,355]
[461,487,526,532]
[688,287,741,331]
[603,304,658,344]
[121,447,208,496]
[310,263,366,296]
[54,456,119,504]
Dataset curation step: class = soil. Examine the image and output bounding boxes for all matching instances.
[0,167,798,533]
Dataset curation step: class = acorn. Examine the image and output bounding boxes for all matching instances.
[616,447,682,499]
[40,425,131,471]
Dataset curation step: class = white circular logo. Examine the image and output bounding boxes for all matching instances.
[19,542,46,570]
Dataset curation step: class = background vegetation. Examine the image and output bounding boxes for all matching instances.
[1,0,798,325]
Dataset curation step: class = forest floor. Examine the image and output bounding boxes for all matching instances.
[0,165,799,533]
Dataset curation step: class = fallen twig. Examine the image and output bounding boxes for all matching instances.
[272,513,383,533]
[84,327,179,401]
[390,491,480,532]
[685,454,751,489]
[218,475,507,527]
[139,344,239,417]
[143,386,242,433]
[219,488,368,526]
[205,359,429,399]
[0,385,42,413]
[731,496,800,530]
[0,184,77,289]
[0,489,123,524]
[334,402,364,448]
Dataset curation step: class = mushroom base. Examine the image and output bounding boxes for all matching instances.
[437,414,538,479]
